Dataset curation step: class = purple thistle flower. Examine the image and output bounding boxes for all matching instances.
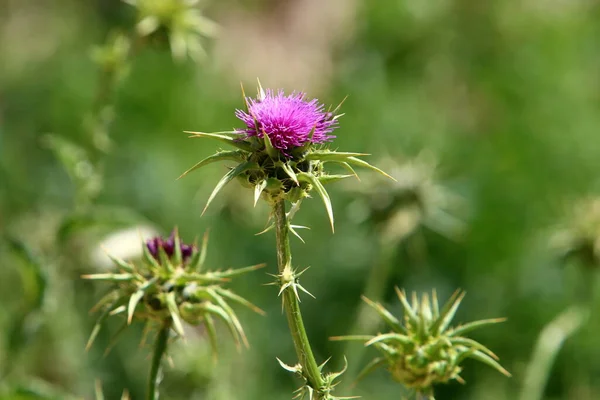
[235,89,339,153]
[146,230,194,262]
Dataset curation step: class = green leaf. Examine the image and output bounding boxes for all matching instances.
[365,333,412,347]
[211,263,266,279]
[178,150,246,179]
[361,295,405,333]
[202,161,259,215]
[206,289,249,347]
[173,228,182,266]
[394,288,418,327]
[216,287,265,315]
[198,230,210,271]
[305,151,369,162]
[355,357,387,383]
[81,273,135,282]
[278,161,299,185]
[468,349,511,377]
[184,131,254,152]
[451,337,499,360]
[254,179,268,206]
[204,313,219,362]
[345,156,396,181]
[447,318,507,337]
[319,174,354,185]
[127,290,145,324]
[200,302,242,350]
[262,129,278,158]
[298,172,335,232]
[165,292,185,337]
[87,298,125,351]
[430,290,465,335]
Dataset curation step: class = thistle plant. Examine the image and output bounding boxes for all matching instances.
[124,0,218,61]
[84,229,264,400]
[180,81,393,399]
[332,289,510,399]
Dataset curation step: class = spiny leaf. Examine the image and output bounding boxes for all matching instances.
[431,290,465,335]
[365,333,412,347]
[212,263,266,278]
[165,292,185,337]
[468,349,511,377]
[86,298,122,351]
[319,174,354,185]
[173,227,182,266]
[202,161,259,215]
[447,318,507,337]
[204,313,219,362]
[394,288,419,327]
[206,289,249,348]
[361,295,405,333]
[105,252,135,273]
[201,302,242,350]
[216,287,265,315]
[355,357,387,383]
[298,172,335,232]
[279,161,299,185]
[329,335,374,342]
[184,131,253,152]
[305,151,369,162]
[345,156,396,181]
[199,230,209,270]
[178,150,246,179]
[262,128,278,158]
[81,273,135,282]
[254,179,268,206]
[451,337,499,360]
[127,290,145,324]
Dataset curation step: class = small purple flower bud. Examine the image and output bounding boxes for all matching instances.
[235,89,338,153]
[146,230,195,263]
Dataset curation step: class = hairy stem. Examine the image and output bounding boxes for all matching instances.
[519,305,589,400]
[147,322,171,400]
[273,200,324,392]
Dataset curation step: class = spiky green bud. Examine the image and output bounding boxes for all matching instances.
[83,228,265,356]
[332,288,510,396]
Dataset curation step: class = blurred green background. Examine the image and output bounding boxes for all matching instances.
[1,0,600,399]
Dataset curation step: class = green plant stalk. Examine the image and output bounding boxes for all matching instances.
[416,389,435,400]
[273,200,325,392]
[147,321,171,400]
[519,305,589,400]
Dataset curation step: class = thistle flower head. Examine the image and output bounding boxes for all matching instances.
[235,89,338,153]
[331,289,510,395]
[146,230,194,261]
[180,80,395,233]
[83,228,265,356]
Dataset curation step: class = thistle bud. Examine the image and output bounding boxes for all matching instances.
[123,0,218,61]
[83,228,265,356]
[331,289,510,397]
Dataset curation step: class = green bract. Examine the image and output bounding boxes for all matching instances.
[332,289,510,398]
[83,229,265,357]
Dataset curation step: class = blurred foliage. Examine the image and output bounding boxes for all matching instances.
[1,0,600,399]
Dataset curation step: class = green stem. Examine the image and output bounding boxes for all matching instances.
[147,321,171,400]
[416,388,435,400]
[273,200,324,392]
[519,305,589,400]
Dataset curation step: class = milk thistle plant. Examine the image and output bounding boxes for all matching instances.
[181,81,392,399]
[84,229,264,400]
[332,289,510,399]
